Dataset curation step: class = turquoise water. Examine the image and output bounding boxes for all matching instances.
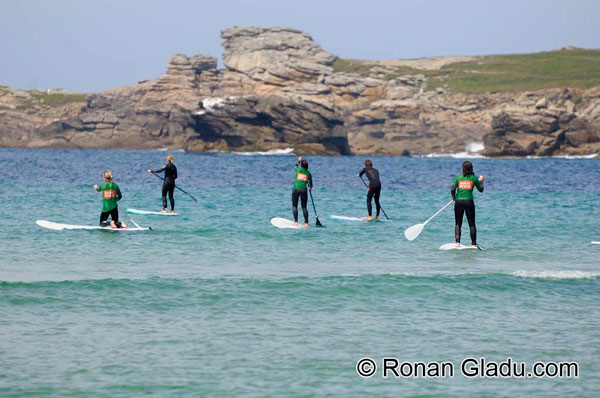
[1,148,599,397]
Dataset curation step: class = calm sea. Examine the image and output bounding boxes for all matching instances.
[1,148,599,397]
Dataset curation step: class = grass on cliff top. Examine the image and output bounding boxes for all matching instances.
[334,49,600,93]
[17,91,88,110]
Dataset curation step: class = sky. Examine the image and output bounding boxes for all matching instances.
[1,0,599,92]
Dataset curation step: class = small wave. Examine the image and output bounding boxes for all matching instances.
[510,270,600,279]
[155,148,186,152]
[210,147,295,156]
[526,154,598,159]
[423,152,486,159]
[421,142,485,158]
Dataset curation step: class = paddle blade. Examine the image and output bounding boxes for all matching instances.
[315,217,324,227]
[404,223,425,241]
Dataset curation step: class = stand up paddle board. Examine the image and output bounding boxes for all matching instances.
[439,243,484,251]
[329,215,366,222]
[36,220,151,232]
[270,217,305,229]
[592,241,600,245]
[127,208,178,216]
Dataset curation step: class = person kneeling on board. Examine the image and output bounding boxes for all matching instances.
[94,170,127,229]
[451,161,484,248]
[148,154,178,213]
[358,159,381,221]
[292,156,313,228]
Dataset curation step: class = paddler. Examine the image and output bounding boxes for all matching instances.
[358,159,382,221]
[451,161,484,247]
[93,170,127,229]
[148,154,178,213]
[292,156,313,228]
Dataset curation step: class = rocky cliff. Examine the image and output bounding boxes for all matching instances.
[1,26,599,156]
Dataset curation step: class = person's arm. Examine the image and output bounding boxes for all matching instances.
[94,184,99,191]
[476,176,484,192]
[148,165,166,174]
[174,166,178,180]
[308,172,313,190]
[451,177,457,201]
[358,168,366,178]
[116,186,122,201]
[296,156,302,167]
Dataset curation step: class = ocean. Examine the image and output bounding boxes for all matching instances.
[1,148,599,397]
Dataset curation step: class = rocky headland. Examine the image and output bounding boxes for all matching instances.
[1,26,599,156]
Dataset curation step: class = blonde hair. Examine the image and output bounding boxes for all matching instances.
[103,170,113,182]
[166,154,174,164]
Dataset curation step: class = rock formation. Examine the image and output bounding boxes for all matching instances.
[1,26,599,157]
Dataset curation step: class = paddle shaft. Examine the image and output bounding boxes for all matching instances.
[423,200,453,226]
[308,189,323,227]
[150,172,198,203]
[359,176,390,220]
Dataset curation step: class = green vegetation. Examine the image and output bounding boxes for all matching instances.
[334,49,600,93]
[333,58,420,80]
[17,91,87,110]
[31,92,88,106]
[427,49,600,93]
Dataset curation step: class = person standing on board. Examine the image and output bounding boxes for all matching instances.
[94,170,127,229]
[148,154,178,213]
[292,156,313,228]
[451,161,484,248]
[358,159,382,221]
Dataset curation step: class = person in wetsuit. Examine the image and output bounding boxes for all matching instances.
[148,154,178,213]
[451,161,484,247]
[358,159,381,221]
[94,170,127,228]
[292,156,313,228]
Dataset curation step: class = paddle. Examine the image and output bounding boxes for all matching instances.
[150,172,198,203]
[404,200,453,241]
[118,206,152,230]
[359,176,390,220]
[308,189,324,227]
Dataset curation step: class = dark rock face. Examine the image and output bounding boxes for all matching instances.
[1,26,599,157]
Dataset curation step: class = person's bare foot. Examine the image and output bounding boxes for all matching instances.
[365,216,372,221]
[456,242,461,247]
[160,209,168,213]
[376,216,380,221]
[121,221,128,229]
[170,210,175,214]
[110,221,117,229]
[304,223,309,228]
[293,221,298,227]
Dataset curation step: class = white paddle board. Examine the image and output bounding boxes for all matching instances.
[592,241,600,245]
[439,243,484,251]
[36,220,150,232]
[270,217,305,229]
[127,208,178,216]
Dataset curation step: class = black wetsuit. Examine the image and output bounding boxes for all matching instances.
[359,167,381,217]
[100,208,122,228]
[292,161,312,224]
[453,200,476,245]
[151,164,178,211]
[292,189,308,223]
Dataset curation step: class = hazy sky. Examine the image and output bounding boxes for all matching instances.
[2,0,599,92]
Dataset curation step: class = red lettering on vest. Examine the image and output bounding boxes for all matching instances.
[458,180,474,190]
[297,173,308,182]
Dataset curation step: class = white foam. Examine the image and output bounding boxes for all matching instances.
[209,147,295,156]
[510,270,600,279]
[422,141,486,158]
[424,152,486,159]
[526,154,598,159]
[466,142,485,153]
